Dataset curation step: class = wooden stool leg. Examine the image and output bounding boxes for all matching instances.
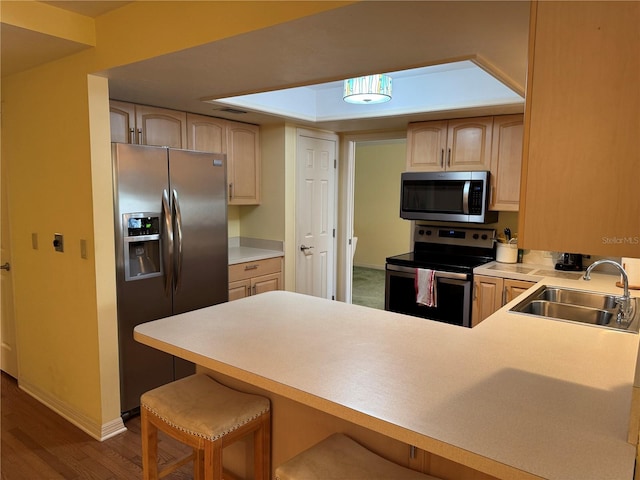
[193,447,204,480]
[141,409,159,480]
[204,439,224,480]
[254,413,271,480]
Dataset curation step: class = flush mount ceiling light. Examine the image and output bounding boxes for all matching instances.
[343,74,392,104]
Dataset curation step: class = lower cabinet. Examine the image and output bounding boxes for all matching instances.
[472,275,535,326]
[228,257,283,301]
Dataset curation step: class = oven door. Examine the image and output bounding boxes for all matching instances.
[384,264,472,327]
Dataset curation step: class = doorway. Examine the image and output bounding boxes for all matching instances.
[339,132,409,306]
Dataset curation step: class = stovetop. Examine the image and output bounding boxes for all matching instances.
[386,224,496,273]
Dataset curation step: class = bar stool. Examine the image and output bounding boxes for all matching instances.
[275,433,442,480]
[140,373,271,480]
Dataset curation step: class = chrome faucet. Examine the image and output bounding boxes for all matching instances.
[583,259,632,322]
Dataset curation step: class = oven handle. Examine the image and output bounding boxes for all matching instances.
[462,180,471,215]
[386,264,470,281]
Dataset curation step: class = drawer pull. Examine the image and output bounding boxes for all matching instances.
[244,265,259,271]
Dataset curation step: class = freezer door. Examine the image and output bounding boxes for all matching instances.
[169,149,228,314]
[112,143,174,414]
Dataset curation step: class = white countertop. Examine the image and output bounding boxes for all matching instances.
[475,260,587,282]
[228,245,283,265]
[134,273,639,480]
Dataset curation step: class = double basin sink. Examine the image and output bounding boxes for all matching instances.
[509,285,639,333]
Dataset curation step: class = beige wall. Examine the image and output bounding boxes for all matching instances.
[353,141,411,269]
[0,0,352,438]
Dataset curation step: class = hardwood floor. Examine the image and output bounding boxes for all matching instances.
[1,372,193,479]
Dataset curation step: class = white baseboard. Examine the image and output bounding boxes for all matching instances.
[19,379,126,441]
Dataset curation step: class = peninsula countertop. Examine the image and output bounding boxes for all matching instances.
[134,274,639,480]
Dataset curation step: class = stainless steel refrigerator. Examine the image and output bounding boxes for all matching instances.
[112,143,228,417]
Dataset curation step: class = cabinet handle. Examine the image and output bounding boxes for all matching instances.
[229,183,233,200]
[252,285,257,295]
[137,128,143,145]
[244,264,259,271]
[447,148,451,167]
[129,128,135,144]
[440,148,444,168]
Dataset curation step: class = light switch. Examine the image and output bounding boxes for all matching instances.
[53,233,64,253]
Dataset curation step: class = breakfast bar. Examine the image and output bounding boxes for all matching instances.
[134,276,639,480]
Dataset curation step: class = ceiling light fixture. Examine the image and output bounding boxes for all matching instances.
[343,74,392,104]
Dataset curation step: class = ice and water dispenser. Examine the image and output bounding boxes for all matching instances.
[123,213,162,281]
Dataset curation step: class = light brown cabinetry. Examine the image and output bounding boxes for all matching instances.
[109,101,187,148]
[406,117,493,172]
[228,257,283,301]
[186,113,261,206]
[472,275,534,326]
[489,114,523,211]
[519,2,640,257]
[226,122,261,205]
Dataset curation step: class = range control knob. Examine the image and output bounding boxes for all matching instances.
[473,234,479,239]
[481,234,488,240]
[418,229,425,236]
[425,230,432,236]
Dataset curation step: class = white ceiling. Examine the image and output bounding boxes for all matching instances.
[2,1,531,133]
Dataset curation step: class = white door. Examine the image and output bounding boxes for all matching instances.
[295,130,337,299]
[1,164,18,378]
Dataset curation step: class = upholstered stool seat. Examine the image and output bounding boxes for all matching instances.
[141,374,270,480]
[275,433,442,480]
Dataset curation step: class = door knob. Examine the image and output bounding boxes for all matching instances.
[300,245,314,256]
[0,262,10,271]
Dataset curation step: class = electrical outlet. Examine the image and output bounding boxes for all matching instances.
[53,233,64,253]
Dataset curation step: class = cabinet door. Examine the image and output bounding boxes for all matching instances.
[109,101,136,143]
[227,122,261,205]
[252,272,282,296]
[136,105,187,148]
[229,279,251,301]
[472,275,503,327]
[519,2,640,256]
[186,113,226,153]
[490,115,524,211]
[446,117,493,171]
[406,121,448,171]
[503,279,535,304]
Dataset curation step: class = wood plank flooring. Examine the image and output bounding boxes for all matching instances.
[1,372,193,479]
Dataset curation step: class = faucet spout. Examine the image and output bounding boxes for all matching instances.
[584,259,631,321]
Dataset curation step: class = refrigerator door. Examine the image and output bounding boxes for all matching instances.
[112,143,174,415]
[168,149,228,314]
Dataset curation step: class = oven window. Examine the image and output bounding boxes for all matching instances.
[385,271,470,327]
[402,180,465,214]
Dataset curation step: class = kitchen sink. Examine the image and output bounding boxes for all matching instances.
[509,285,639,333]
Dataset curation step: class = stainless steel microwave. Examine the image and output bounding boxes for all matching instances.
[399,171,498,224]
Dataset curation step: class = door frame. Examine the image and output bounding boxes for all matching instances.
[338,130,407,303]
[295,128,339,299]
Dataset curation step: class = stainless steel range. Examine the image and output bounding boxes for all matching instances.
[385,224,496,327]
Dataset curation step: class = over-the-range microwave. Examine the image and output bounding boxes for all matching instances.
[399,171,498,224]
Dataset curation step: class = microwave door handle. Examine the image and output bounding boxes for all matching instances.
[462,180,471,214]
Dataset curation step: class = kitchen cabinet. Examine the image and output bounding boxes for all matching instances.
[226,121,261,205]
[489,114,523,211]
[109,101,187,148]
[406,117,493,172]
[472,275,534,326]
[228,257,282,301]
[186,113,226,154]
[519,1,640,257]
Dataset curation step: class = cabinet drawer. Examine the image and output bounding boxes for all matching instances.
[229,257,282,282]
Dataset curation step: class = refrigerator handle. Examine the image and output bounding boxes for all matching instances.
[172,189,184,293]
[162,190,174,295]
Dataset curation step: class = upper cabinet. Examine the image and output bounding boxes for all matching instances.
[109,101,187,148]
[110,103,262,206]
[226,122,261,206]
[489,114,523,211]
[406,117,493,172]
[186,113,226,154]
[519,2,639,257]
